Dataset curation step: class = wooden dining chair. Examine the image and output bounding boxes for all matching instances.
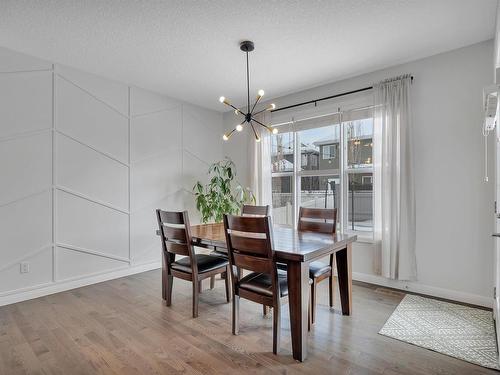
[298,207,337,325]
[242,204,271,316]
[223,214,311,354]
[241,204,270,217]
[156,209,231,318]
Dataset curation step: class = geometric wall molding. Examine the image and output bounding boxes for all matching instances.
[56,190,129,261]
[130,150,182,213]
[0,46,223,305]
[55,246,128,282]
[0,46,52,73]
[130,108,182,163]
[57,64,129,116]
[0,70,52,138]
[0,131,52,206]
[57,132,129,211]
[130,190,184,262]
[0,189,52,268]
[56,75,129,163]
[0,247,53,294]
[182,104,223,163]
[130,86,181,117]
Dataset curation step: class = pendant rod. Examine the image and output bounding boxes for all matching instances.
[246,51,250,114]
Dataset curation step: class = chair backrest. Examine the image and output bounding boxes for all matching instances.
[298,207,337,234]
[156,209,195,270]
[241,204,270,217]
[223,214,274,276]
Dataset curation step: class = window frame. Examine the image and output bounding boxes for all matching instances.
[270,107,375,238]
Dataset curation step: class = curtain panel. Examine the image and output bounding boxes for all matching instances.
[373,74,417,280]
[249,111,272,209]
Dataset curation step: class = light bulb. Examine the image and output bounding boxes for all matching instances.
[272,128,278,134]
[219,96,225,103]
[222,134,229,141]
[256,137,261,143]
[258,89,265,97]
[268,103,276,111]
[236,124,243,132]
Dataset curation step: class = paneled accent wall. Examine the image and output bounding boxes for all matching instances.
[0,47,223,305]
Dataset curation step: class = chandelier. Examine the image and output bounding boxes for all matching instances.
[220,40,278,142]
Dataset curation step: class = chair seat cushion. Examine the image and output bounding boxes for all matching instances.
[239,270,313,298]
[309,261,332,278]
[171,254,228,274]
[239,270,289,297]
[277,261,332,279]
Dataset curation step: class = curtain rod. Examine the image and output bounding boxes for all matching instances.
[271,76,413,113]
[272,103,376,128]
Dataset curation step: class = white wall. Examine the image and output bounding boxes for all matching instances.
[0,47,223,305]
[224,40,494,307]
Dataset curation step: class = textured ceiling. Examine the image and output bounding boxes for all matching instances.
[0,0,496,111]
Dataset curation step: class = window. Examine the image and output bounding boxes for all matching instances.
[270,113,374,235]
[322,145,336,160]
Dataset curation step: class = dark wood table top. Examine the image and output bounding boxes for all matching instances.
[188,222,357,263]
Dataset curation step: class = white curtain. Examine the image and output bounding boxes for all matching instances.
[373,74,417,280]
[249,111,272,208]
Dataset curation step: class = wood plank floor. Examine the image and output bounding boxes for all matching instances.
[0,269,496,375]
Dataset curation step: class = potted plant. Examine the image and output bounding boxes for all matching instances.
[193,158,255,223]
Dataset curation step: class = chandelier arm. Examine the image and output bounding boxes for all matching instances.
[252,107,269,116]
[223,101,245,116]
[250,95,262,115]
[249,121,260,141]
[251,117,273,132]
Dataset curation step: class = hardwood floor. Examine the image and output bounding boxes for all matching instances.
[0,269,496,375]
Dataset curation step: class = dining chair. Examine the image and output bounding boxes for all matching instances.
[298,207,337,325]
[156,209,231,318]
[223,214,311,354]
[242,204,271,316]
[241,204,270,217]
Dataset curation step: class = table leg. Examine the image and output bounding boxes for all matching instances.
[335,243,353,315]
[286,260,309,362]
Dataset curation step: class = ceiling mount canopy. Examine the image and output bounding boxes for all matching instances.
[220,40,277,142]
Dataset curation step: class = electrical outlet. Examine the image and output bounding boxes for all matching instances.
[20,262,29,274]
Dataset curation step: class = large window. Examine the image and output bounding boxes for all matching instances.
[270,114,374,234]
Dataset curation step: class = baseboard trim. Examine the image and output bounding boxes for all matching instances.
[0,261,161,307]
[1,264,490,309]
[353,271,492,308]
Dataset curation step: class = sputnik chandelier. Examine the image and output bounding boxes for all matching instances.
[220,40,278,142]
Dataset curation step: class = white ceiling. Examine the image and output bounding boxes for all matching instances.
[0,0,497,111]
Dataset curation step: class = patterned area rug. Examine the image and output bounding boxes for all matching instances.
[379,294,500,370]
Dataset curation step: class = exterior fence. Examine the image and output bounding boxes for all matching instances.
[272,190,373,229]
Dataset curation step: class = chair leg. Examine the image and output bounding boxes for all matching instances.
[165,274,173,306]
[192,280,199,318]
[210,275,215,289]
[272,302,281,354]
[224,265,231,302]
[263,305,269,316]
[329,274,334,308]
[311,280,317,325]
[198,280,202,293]
[232,295,240,335]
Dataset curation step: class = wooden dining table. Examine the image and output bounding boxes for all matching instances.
[157,222,357,361]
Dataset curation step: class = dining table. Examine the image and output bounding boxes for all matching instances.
[157,222,357,362]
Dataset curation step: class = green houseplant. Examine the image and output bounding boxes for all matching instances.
[193,158,255,223]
